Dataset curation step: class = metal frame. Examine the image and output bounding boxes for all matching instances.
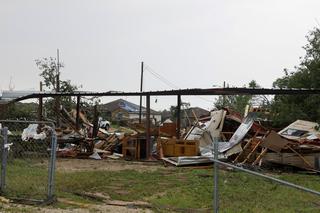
[7,87,320,102]
[0,120,57,203]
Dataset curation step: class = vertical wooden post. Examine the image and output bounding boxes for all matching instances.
[176,94,181,139]
[92,104,99,138]
[76,96,81,130]
[146,95,151,158]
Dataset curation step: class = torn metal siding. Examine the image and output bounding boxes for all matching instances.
[185,110,226,152]
[219,113,256,153]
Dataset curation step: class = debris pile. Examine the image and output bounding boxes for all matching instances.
[160,108,320,172]
[19,103,320,173]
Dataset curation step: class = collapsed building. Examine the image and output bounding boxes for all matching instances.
[2,88,320,172]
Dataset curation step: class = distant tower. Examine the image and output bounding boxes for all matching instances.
[9,76,15,91]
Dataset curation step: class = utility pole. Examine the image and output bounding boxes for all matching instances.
[139,61,144,123]
[56,49,60,127]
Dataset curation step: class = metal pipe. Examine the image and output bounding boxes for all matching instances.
[11,87,320,103]
[47,127,57,200]
[0,127,8,192]
[213,159,320,197]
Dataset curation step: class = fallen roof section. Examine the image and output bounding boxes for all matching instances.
[279,120,320,140]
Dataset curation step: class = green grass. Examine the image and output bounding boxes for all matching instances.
[4,159,49,199]
[2,161,320,212]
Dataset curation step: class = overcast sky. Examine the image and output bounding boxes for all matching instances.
[1,0,320,111]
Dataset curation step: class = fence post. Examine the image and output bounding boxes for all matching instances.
[47,128,57,200]
[1,127,8,193]
[214,139,219,213]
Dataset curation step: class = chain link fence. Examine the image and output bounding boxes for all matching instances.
[0,120,57,204]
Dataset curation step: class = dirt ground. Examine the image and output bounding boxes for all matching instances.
[1,200,153,213]
[55,158,164,172]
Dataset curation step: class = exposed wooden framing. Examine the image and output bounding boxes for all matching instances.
[287,145,314,169]
[233,139,253,163]
[234,129,261,163]
[242,139,263,164]
[252,147,268,166]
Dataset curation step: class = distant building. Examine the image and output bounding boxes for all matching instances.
[181,107,210,127]
[99,99,161,123]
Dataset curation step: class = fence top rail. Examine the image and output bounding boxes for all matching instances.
[0,120,56,131]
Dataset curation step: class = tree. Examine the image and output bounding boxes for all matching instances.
[214,80,264,114]
[35,57,79,118]
[271,27,320,127]
[2,102,38,120]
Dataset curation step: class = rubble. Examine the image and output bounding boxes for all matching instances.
[27,100,320,173]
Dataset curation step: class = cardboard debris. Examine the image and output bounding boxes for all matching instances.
[260,131,291,153]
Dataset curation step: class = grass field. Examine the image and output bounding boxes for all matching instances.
[1,159,320,212]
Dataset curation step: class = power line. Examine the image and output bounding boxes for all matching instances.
[144,64,179,89]
[143,64,213,103]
